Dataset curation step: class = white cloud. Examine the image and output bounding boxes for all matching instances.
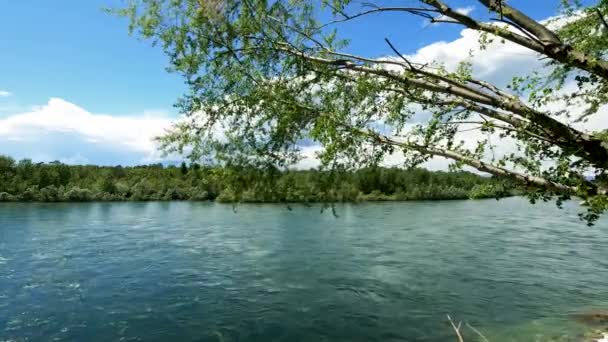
[455,6,474,16]
[0,90,12,97]
[0,98,174,165]
[294,145,324,169]
[439,6,474,20]
[406,27,540,88]
[427,6,474,27]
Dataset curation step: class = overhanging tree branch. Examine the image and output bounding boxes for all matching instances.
[422,0,608,78]
[274,44,608,168]
[117,0,608,223]
[367,130,579,194]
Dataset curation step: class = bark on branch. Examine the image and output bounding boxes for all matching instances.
[369,131,579,194]
[421,0,608,79]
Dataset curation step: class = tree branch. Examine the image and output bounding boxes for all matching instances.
[466,323,490,342]
[596,8,608,31]
[421,0,608,79]
[318,6,439,29]
[276,44,608,168]
[479,0,561,45]
[365,130,578,194]
[447,315,464,342]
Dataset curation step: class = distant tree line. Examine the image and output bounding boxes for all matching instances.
[0,155,517,203]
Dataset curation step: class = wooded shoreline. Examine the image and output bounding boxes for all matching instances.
[0,156,517,203]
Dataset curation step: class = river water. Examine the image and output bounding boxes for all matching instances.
[1,198,607,341]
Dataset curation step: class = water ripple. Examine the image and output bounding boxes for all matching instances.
[0,199,605,341]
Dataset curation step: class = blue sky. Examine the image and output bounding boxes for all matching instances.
[0,0,593,166]
[0,0,183,115]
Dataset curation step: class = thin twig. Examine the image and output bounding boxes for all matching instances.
[498,0,503,20]
[447,315,464,342]
[324,1,350,19]
[490,17,542,44]
[318,7,438,29]
[384,37,427,71]
[596,8,608,31]
[466,323,490,342]
[456,125,483,133]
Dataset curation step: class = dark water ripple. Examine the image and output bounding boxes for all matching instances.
[0,198,607,341]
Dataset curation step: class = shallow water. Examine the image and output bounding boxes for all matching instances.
[1,198,607,341]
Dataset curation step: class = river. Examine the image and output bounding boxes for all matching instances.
[1,198,607,341]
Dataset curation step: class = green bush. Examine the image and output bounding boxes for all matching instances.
[216,188,237,203]
[163,187,187,200]
[0,192,14,201]
[21,186,40,201]
[39,186,60,202]
[469,184,505,199]
[189,188,210,201]
[64,187,93,202]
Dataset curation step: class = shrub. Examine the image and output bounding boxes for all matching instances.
[21,186,39,201]
[469,184,503,199]
[216,188,236,203]
[189,188,209,201]
[64,187,93,202]
[0,192,14,201]
[163,187,187,200]
[39,186,60,202]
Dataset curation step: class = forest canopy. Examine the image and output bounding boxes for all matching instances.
[0,155,514,203]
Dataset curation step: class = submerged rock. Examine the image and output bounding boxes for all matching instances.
[597,332,608,342]
[572,311,608,326]
[571,311,608,341]
[582,330,608,342]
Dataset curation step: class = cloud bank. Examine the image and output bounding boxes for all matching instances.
[0,98,173,165]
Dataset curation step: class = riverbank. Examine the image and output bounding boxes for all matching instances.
[0,187,518,203]
[0,155,518,203]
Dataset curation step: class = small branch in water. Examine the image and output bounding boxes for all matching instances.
[447,315,491,342]
[447,315,464,342]
[466,322,490,342]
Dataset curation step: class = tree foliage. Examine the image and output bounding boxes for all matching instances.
[114,0,608,224]
[0,155,513,203]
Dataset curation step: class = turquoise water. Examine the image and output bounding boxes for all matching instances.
[0,198,607,341]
